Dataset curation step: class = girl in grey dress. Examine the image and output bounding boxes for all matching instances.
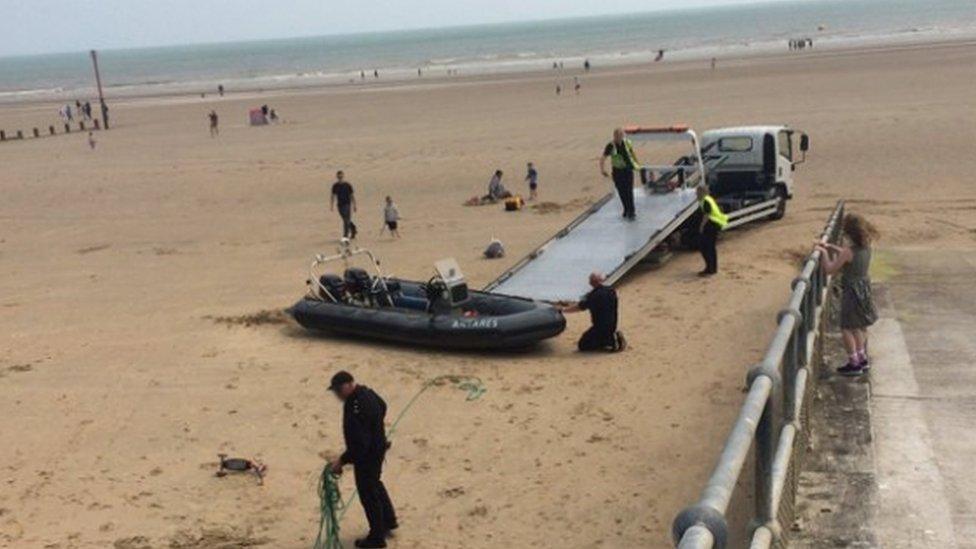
[816,214,879,376]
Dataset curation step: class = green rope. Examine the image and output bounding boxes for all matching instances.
[312,375,485,549]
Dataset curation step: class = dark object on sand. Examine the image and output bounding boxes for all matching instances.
[216,453,267,485]
[289,243,564,350]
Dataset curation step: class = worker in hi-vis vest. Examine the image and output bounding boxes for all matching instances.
[600,127,640,220]
[697,184,728,276]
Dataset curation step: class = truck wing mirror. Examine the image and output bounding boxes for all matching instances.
[796,133,809,164]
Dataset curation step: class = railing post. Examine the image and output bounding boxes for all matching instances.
[748,365,781,528]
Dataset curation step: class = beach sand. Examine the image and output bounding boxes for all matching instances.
[1,41,975,548]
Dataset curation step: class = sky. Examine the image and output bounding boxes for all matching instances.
[0,0,793,57]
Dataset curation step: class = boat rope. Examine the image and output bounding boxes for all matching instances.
[313,374,486,549]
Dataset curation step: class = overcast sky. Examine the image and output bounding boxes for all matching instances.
[1,0,789,57]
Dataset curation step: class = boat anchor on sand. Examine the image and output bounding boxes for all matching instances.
[287,240,566,350]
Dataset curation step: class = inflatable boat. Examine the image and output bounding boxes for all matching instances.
[288,242,565,350]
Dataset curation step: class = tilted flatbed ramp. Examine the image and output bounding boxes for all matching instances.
[485,186,699,302]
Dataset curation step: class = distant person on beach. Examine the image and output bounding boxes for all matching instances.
[331,170,358,239]
[525,162,539,201]
[361,70,366,80]
[654,49,665,62]
[555,84,561,95]
[697,185,727,276]
[381,195,401,238]
[269,109,278,123]
[83,101,92,120]
[584,59,591,71]
[87,131,96,150]
[218,84,224,97]
[483,170,511,202]
[374,69,379,78]
[100,101,109,129]
[574,76,581,94]
[815,214,879,377]
[65,104,73,121]
[559,272,627,353]
[600,127,640,220]
[327,371,398,549]
[208,110,219,137]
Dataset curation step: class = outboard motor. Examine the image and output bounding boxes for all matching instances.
[344,268,372,303]
[317,274,347,303]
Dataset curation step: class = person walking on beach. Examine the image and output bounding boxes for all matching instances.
[331,170,358,239]
[815,214,879,376]
[600,127,641,220]
[696,185,727,276]
[327,371,398,548]
[381,195,401,238]
[525,162,539,201]
[560,272,627,353]
[87,131,96,150]
[574,76,581,94]
[208,110,219,137]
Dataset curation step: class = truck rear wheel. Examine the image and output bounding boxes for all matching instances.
[770,187,788,220]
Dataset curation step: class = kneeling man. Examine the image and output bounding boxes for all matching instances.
[560,272,627,352]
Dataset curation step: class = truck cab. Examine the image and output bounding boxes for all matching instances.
[700,125,808,219]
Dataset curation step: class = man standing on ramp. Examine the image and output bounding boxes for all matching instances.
[600,127,641,220]
[328,371,398,548]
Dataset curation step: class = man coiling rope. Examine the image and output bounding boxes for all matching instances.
[314,374,486,549]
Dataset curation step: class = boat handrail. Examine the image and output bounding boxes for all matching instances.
[308,240,393,306]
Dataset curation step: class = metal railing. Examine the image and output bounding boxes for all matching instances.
[672,201,845,549]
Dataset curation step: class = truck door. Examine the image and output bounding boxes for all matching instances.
[776,130,794,196]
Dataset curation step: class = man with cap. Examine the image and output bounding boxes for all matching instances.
[328,371,397,548]
[559,272,627,352]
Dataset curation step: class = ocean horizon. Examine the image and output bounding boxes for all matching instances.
[1,0,974,104]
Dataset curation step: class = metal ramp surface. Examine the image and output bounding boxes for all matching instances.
[485,186,698,302]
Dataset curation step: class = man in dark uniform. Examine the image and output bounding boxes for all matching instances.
[330,170,358,239]
[599,127,641,220]
[560,272,627,352]
[328,371,397,548]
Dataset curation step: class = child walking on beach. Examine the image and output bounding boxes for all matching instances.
[525,162,539,201]
[381,195,401,238]
[815,213,879,377]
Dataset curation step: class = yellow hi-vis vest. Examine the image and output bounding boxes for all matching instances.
[701,194,729,229]
[610,139,639,170]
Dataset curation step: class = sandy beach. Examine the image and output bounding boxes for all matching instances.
[1,40,975,548]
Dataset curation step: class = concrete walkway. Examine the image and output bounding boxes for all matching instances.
[872,249,976,547]
[795,248,976,548]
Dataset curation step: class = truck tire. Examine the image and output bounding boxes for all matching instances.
[770,186,788,220]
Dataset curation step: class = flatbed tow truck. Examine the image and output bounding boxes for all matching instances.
[484,125,809,302]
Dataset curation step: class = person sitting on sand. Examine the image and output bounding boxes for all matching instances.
[483,170,512,202]
[815,213,879,377]
[381,195,401,239]
[559,272,627,353]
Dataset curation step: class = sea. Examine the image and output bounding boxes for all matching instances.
[1,0,974,104]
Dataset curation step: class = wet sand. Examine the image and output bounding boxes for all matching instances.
[1,40,975,548]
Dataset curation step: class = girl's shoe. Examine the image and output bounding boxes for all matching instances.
[837,362,865,377]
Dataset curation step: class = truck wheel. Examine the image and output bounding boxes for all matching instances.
[770,187,788,220]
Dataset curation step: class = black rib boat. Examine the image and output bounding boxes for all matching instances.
[288,244,565,350]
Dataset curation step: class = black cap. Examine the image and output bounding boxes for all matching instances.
[328,370,354,392]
